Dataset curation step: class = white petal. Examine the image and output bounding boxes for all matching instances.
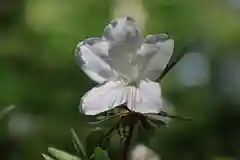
[103,16,142,47]
[140,34,174,81]
[80,81,128,115]
[75,37,116,83]
[127,80,163,113]
[107,42,140,81]
[102,17,143,81]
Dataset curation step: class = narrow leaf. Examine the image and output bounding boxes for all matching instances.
[88,112,127,125]
[48,147,81,160]
[71,128,87,158]
[85,127,108,157]
[41,154,55,160]
[157,41,194,81]
[158,111,193,121]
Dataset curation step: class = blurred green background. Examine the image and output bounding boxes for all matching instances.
[1,0,240,159]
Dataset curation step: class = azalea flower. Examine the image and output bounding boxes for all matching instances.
[75,16,174,115]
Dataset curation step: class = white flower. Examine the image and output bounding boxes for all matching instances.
[75,17,174,115]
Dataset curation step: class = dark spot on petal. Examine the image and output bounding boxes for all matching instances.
[156,33,170,42]
[126,16,135,22]
[110,20,118,28]
[75,46,85,67]
[82,37,101,45]
[145,33,171,44]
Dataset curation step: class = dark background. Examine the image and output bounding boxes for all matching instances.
[0,0,240,159]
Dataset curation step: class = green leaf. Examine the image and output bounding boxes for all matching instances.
[85,128,105,158]
[48,147,81,160]
[93,147,110,160]
[71,128,87,158]
[42,154,55,160]
[86,107,125,126]
[0,105,15,121]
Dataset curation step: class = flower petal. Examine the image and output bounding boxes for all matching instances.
[75,37,116,83]
[139,33,174,81]
[80,81,128,115]
[127,80,163,113]
[103,16,142,47]
[102,17,143,81]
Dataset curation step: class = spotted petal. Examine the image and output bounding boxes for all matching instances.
[102,17,143,81]
[138,33,174,81]
[103,16,142,46]
[75,37,115,84]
